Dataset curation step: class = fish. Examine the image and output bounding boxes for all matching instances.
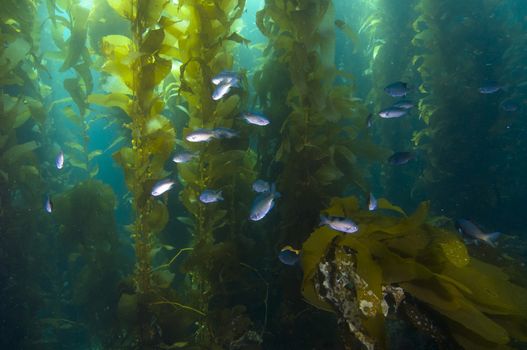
[478,81,506,94]
[151,179,176,196]
[241,112,270,126]
[252,179,270,193]
[278,246,301,266]
[384,81,410,97]
[55,150,64,169]
[378,107,408,119]
[172,150,198,163]
[388,151,414,165]
[456,219,501,247]
[212,82,233,101]
[211,71,238,85]
[45,195,53,213]
[392,100,414,109]
[320,214,359,234]
[368,192,377,211]
[185,129,217,143]
[213,127,239,139]
[199,189,224,203]
[249,184,280,221]
[500,100,519,112]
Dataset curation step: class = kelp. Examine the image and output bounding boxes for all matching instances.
[156,1,268,347]
[410,0,522,221]
[301,196,527,349]
[255,0,385,247]
[362,0,419,209]
[46,0,99,179]
[0,2,51,348]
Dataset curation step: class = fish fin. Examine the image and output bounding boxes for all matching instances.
[484,232,501,247]
[270,183,281,198]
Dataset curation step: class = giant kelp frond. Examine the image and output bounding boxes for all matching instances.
[301,196,527,349]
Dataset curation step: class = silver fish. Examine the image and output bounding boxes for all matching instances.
[151,179,176,196]
[384,81,410,97]
[500,100,519,112]
[368,192,377,211]
[379,107,408,119]
[212,83,233,101]
[45,195,53,213]
[388,152,414,165]
[242,112,270,126]
[199,189,224,203]
[212,71,239,85]
[249,184,280,221]
[55,150,64,169]
[213,127,239,139]
[320,215,359,233]
[173,150,198,163]
[185,129,217,143]
[478,81,506,94]
[392,100,414,109]
[252,179,270,193]
[456,219,501,247]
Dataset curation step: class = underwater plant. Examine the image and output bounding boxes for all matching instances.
[45,0,103,179]
[255,0,388,246]
[410,0,516,221]
[0,1,54,348]
[363,0,421,209]
[301,196,527,349]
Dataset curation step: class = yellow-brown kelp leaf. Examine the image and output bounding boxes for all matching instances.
[214,95,240,119]
[300,228,339,312]
[376,198,407,216]
[87,93,132,116]
[144,200,169,233]
[137,0,168,28]
[74,62,93,95]
[436,234,470,268]
[0,37,30,72]
[60,5,90,72]
[1,141,39,164]
[402,280,510,345]
[63,106,83,125]
[69,156,88,170]
[141,28,165,55]
[113,147,135,189]
[314,163,344,186]
[64,78,87,116]
[139,57,172,93]
[442,259,527,317]
[226,32,250,45]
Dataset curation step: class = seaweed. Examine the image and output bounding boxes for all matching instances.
[301,196,527,349]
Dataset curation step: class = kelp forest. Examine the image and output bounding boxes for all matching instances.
[1,0,527,349]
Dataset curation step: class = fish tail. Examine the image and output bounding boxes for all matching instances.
[485,232,501,247]
[218,190,224,200]
[319,214,328,226]
[271,183,281,198]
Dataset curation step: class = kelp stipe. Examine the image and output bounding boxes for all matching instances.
[410,0,514,220]
[159,1,268,346]
[46,1,101,179]
[89,0,177,346]
[301,196,527,349]
[255,0,387,246]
